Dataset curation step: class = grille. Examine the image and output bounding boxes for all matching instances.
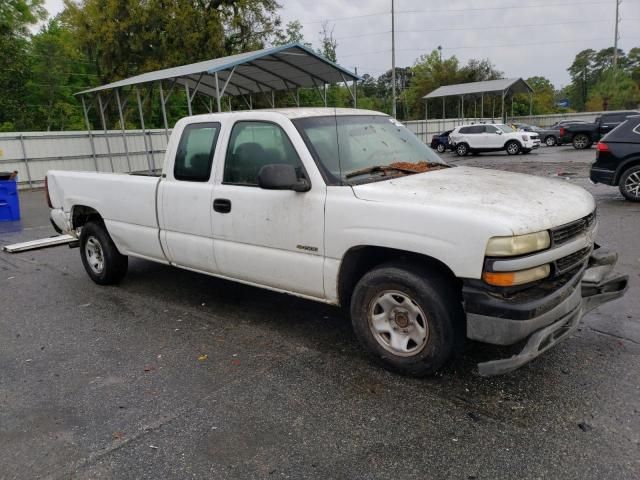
[555,247,591,274]
[551,210,596,245]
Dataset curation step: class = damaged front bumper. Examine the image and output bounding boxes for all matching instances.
[464,248,628,376]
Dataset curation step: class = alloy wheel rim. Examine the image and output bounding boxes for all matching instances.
[85,236,105,274]
[367,290,429,357]
[546,137,555,146]
[625,172,640,198]
[575,136,587,148]
[507,143,518,154]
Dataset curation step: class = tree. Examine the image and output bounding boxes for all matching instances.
[26,18,95,130]
[0,0,47,130]
[62,0,283,84]
[274,20,310,47]
[586,69,640,111]
[318,21,337,62]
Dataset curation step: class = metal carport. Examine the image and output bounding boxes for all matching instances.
[423,78,534,125]
[75,42,360,172]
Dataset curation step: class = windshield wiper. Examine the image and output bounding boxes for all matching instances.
[344,165,417,179]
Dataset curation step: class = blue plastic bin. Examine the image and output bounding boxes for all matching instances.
[0,179,20,221]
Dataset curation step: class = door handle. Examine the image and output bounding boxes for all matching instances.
[213,198,231,213]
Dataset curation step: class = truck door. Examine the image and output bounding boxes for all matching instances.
[212,120,326,298]
[158,121,220,272]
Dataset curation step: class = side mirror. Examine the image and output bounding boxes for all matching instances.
[258,164,310,192]
[497,130,503,135]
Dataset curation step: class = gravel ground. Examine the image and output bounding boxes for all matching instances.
[1,145,638,480]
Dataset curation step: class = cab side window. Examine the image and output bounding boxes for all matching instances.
[485,125,499,134]
[223,121,304,186]
[174,122,220,182]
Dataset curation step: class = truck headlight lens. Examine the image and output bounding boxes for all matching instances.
[483,264,551,286]
[485,231,550,257]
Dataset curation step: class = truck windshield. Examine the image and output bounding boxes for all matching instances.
[293,115,446,185]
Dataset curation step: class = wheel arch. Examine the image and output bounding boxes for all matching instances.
[71,205,103,229]
[504,139,522,148]
[614,157,640,184]
[337,245,461,308]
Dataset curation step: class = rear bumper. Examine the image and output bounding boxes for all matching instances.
[589,167,616,185]
[464,248,628,376]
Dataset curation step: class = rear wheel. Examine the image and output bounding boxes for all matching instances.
[544,135,557,147]
[572,134,591,149]
[436,143,446,153]
[456,143,469,156]
[80,221,128,285]
[350,262,464,376]
[619,166,640,202]
[505,141,521,155]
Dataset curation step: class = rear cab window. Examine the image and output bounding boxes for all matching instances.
[174,122,220,181]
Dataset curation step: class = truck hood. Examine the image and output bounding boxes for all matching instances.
[351,166,595,235]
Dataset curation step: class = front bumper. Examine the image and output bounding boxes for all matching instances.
[464,248,628,376]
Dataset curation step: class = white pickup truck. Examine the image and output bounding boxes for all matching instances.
[47,108,628,376]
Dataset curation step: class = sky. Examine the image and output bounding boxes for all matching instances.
[43,0,640,89]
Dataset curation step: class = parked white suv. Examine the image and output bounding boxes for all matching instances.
[449,123,541,156]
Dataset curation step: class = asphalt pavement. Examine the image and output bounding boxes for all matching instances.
[1,145,638,479]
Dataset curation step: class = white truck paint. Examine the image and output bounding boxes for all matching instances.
[47,108,627,376]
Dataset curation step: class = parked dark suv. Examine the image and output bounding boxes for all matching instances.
[590,115,640,201]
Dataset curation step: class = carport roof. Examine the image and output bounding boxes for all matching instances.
[423,78,533,99]
[76,42,360,97]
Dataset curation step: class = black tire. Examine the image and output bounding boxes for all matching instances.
[80,221,128,285]
[619,165,640,202]
[505,141,521,155]
[350,262,464,377]
[456,143,469,156]
[544,135,557,147]
[436,143,446,153]
[572,133,592,150]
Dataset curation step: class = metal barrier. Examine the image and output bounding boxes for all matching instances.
[0,129,169,188]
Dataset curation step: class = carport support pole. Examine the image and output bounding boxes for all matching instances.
[159,82,170,141]
[461,95,464,124]
[501,90,505,123]
[511,97,514,120]
[214,72,222,112]
[81,95,99,172]
[115,88,132,173]
[97,93,114,172]
[481,93,484,120]
[442,97,445,132]
[135,86,153,173]
[425,99,428,144]
[185,83,192,116]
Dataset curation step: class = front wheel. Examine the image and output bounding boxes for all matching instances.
[350,262,464,376]
[80,221,128,285]
[572,133,591,149]
[505,141,521,155]
[619,166,640,202]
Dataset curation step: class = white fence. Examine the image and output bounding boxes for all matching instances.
[0,129,169,188]
[0,110,621,188]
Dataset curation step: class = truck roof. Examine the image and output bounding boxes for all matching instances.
[185,107,387,121]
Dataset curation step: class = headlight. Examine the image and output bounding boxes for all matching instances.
[485,231,550,257]
[483,264,551,286]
